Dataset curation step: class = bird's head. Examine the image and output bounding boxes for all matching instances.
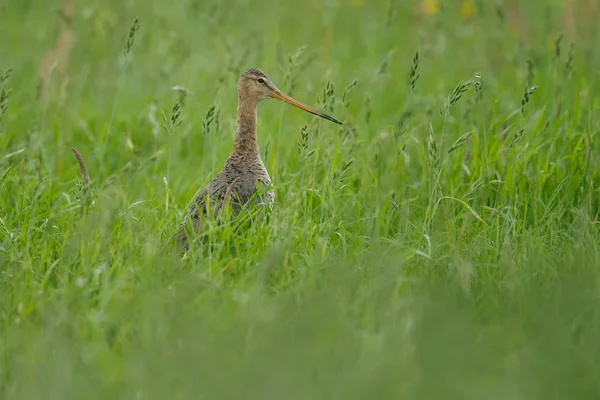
[237,68,342,125]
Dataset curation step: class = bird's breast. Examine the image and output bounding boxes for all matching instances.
[223,158,272,203]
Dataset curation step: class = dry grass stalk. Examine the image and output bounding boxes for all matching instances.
[38,0,76,104]
[71,147,90,190]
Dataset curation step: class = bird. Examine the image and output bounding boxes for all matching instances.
[175,68,342,248]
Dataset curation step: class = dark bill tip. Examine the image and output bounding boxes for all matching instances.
[319,112,343,125]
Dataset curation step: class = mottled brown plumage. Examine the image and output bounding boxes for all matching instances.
[176,68,342,248]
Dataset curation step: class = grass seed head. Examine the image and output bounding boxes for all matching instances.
[448,79,473,107]
[342,80,358,108]
[408,50,420,91]
[124,17,140,57]
[169,87,189,127]
[0,68,12,124]
[202,104,217,135]
[283,45,308,94]
[521,85,537,115]
[333,159,354,184]
[375,50,394,77]
[391,192,400,212]
[565,42,575,79]
[318,81,335,112]
[171,102,182,127]
[386,0,397,28]
[427,123,438,168]
[443,78,474,116]
[510,128,525,147]
[554,32,563,61]
[474,73,483,99]
[341,120,357,142]
[71,147,90,189]
[364,94,372,124]
[263,138,270,161]
[297,125,309,154]
[448,131,473,154]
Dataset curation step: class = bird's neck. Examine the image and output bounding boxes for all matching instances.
[234,97,260,158]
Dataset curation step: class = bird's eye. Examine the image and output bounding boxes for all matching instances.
[257,78,265,84]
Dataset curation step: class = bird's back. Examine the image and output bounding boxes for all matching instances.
[218,153,274,210]
[182,154,273,235]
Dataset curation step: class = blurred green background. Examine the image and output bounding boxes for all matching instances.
[1,0,600,398]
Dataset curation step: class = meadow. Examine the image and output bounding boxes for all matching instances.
[1,0,600,398]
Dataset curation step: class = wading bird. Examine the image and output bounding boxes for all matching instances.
[176,68,342,248]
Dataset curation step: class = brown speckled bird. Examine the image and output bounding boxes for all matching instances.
[176,68,342,247]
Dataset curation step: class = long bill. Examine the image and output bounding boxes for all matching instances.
[271,90,342,125]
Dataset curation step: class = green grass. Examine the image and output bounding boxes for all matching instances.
[1,0,600,398]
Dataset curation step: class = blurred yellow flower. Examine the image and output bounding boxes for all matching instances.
[422,0,440,15]
[460,1,475,20]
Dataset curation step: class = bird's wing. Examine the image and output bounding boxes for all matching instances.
[175,171,229,249]
[187,172,228,221]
